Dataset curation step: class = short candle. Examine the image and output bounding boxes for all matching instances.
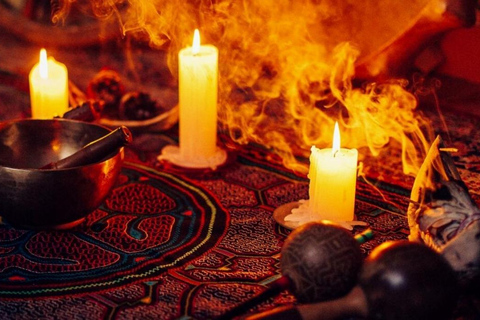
[29,48,69,119]
[308,122,358,222]
[178,29,218,161]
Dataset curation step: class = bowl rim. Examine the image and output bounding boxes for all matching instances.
[0,118,122,171]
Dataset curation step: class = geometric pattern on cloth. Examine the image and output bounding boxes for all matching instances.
[0,145,413,319]
[7,118,478,317]
[0,164,229,298]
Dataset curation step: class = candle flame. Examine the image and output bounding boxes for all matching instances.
[39,48,48,79]
[332,121,340,156]
[192,29,200,55]
[62,0,437,176]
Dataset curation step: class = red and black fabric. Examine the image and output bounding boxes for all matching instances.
[0,108,479,319]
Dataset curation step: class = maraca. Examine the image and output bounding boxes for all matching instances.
[216,221,365,319]
[248,241,459,320]
[359,241,458,320]
[280,220,364,303]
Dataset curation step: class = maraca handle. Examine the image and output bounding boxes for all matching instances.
[246,286,368,320]
[246,305,302,320]
[216,276,292,320]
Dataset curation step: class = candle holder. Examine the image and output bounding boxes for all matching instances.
[273,200,368,230]
[158,145,227,170]
[274,123,366,230]
[159,29,226,171]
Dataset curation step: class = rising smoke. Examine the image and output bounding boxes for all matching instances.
[55,0,440,175]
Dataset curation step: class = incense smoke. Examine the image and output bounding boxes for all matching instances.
[56,0,441,175]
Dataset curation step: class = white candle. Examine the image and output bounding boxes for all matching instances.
[178,29,218,161]
[309,122,358,222]
[29,49,69,119]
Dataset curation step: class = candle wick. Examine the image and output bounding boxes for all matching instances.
[333,150,339,157]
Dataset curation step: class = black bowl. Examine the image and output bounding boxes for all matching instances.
[0,119,123,229]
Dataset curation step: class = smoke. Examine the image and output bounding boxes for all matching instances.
[57,0,438,175]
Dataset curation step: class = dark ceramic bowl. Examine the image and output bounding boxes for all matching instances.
[0,119,123,229]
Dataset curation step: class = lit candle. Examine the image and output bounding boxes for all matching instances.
[178,29,218,161]
[308,122,358,222]
[29,48,69,119]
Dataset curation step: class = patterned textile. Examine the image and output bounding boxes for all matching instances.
[0,108,478,319]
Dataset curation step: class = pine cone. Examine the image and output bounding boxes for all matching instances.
[118,91,162,121]
[87,69,125,117]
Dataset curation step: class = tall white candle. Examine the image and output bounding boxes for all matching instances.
[178,29,218,161]
[309,122,358,222]
[29,49,69,119]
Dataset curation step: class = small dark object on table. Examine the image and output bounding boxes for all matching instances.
[86,69,164,122]
[87,69,125,116]
[62,100,104,122]
[118,91,164,120]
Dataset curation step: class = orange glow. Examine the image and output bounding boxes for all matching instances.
[39,48,48,79]
[57,0,441,176]
[192,29,200,55]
